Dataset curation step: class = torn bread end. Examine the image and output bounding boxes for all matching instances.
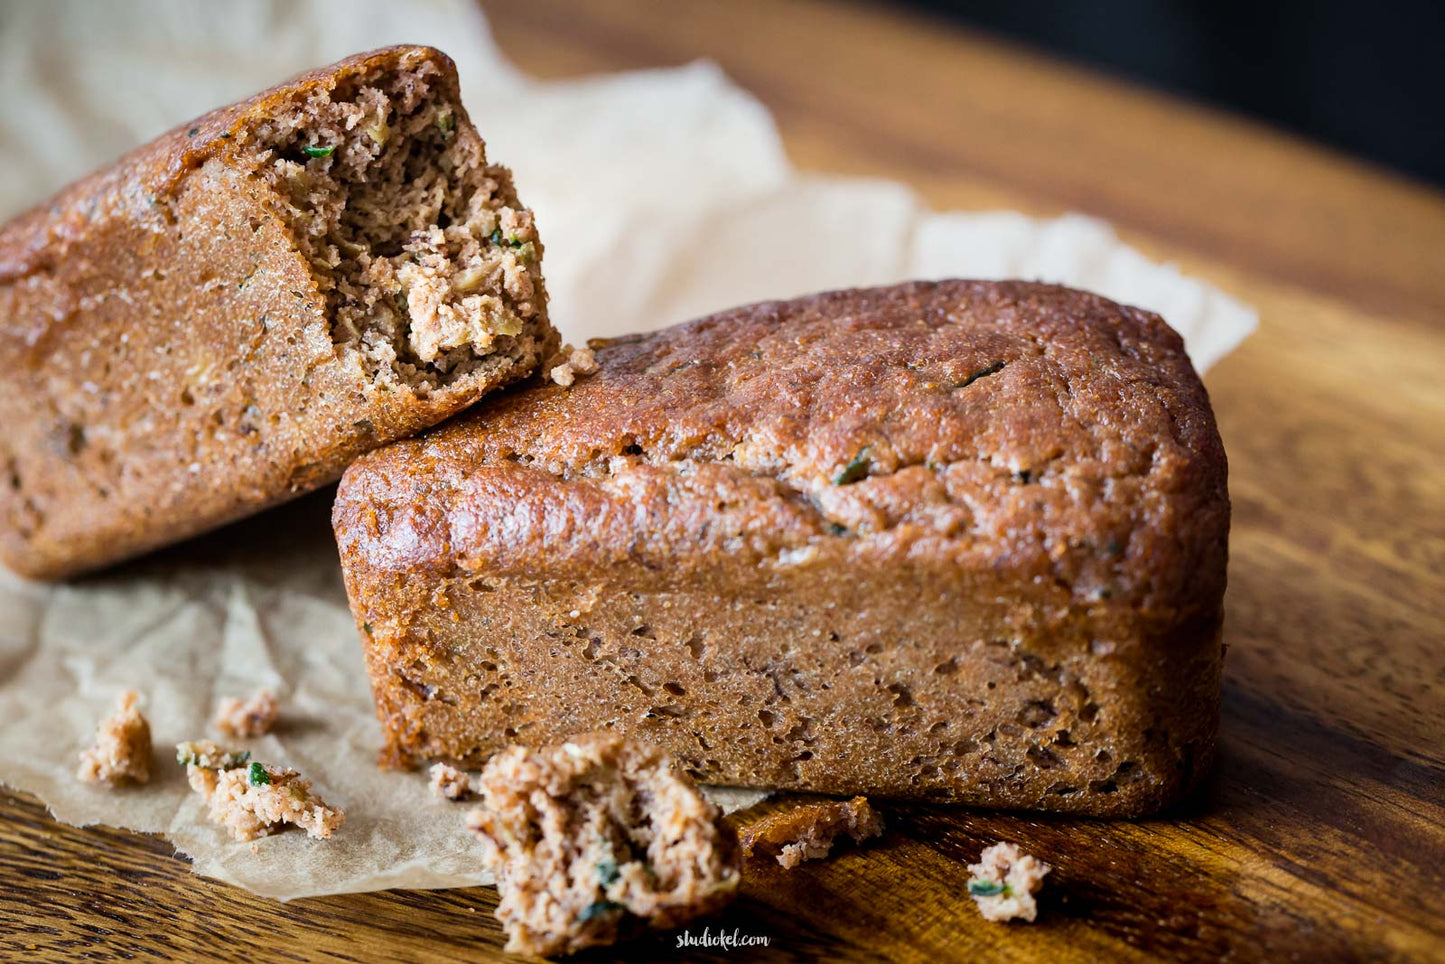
[252,53,549,394]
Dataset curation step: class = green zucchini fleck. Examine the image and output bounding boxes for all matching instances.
[302,144,335,159]
[247,762,271,786]
[578,900,624,922]
[489,227,528,249]
[967,879,1009,898]
[595,858,620,886]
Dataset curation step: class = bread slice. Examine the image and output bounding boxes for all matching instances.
[333,280,1229,817]
[0,46,556,579]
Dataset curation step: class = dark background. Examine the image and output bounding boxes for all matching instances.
[903,0,1445,187]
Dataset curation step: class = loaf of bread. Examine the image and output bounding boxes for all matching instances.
[0,46,555,579]
[334,280,1229,817]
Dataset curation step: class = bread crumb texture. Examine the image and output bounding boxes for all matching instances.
[466,734,740,956]
[185,757,344,842]
[548,343,599,387]
[175,739,251,770]
[76,691,151,787]
[428,761,473,801]
[213,688,279,738]
[243,48,549,391]
[738,796,883,868]
[967,842,1051,922]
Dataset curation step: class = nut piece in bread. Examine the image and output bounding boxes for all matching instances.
[335,280,1229,817]
[0,45,556,579]
[466,734,740,957]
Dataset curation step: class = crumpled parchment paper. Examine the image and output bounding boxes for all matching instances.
[0,0,1257,900]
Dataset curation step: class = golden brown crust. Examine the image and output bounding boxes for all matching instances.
[335,280,1229,816]
[0,46,556,579]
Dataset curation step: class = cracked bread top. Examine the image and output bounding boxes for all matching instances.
[334,280,1228,619]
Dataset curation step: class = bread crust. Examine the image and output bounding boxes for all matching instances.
[0,46,556,579]
[335,280,1229,816]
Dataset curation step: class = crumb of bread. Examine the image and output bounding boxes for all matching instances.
[466,734,740,957]
[737,795,883,868]
[176,739,250,770]
[547,343,598,388]
[967,842,1051,922]
[429,762,473,801]
[76,691,151,787]
[549,362,576,387]
[186,759,344,842]
[567,346,598,374]
[213,689,279,738]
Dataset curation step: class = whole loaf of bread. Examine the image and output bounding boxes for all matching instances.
[334,280,1229,816]
[0,46,555,579]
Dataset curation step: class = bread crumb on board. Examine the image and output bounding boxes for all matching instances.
[466,734,740,957]
[967,842,1051,922]
[737,796,884,868]
[213,688,279,738]
[176,739,251,770]
[76,691,152,787]
[180,745,344,842]
[429,762,474,801]
[548,344,598,387]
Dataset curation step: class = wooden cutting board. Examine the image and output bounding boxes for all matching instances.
[3,1,1442,960]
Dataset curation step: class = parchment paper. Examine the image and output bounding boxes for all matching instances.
[0,0,1257,899]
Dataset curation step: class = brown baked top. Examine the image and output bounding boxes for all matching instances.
[335,280,1228,617]
[0,46,434,282]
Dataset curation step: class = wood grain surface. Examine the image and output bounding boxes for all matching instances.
[3,1,1443,961]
